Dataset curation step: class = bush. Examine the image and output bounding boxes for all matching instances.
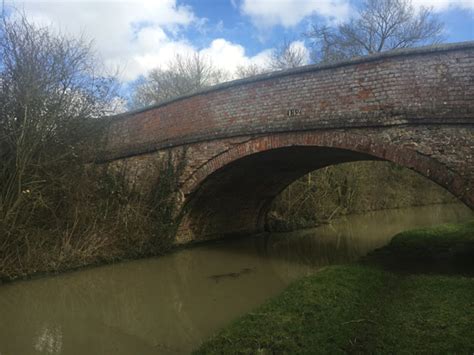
[0,15,184,281]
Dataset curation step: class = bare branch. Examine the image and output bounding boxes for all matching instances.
[132,53,229,108]
[268,38,308,70]
[305,0,444,62]
[235,63,269,79]
[0,12,119,228]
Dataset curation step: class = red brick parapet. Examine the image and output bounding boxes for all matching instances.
[102,42,473,161]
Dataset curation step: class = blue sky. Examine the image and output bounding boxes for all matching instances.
[185,0,474,52]
[8,0,474,83]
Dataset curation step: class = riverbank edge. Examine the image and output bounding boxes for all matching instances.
[0,231,271,285]
[268,201,463,233]
[195,220,474,354]
[0,203,467,285]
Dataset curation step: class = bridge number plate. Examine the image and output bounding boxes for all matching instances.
[287,108,302,117]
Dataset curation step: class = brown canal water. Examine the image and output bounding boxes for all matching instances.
[0,203,472,355]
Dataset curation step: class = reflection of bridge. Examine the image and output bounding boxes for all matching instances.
[102,42,474,242]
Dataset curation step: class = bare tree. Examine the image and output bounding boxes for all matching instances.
[234,39,308,79]
[0,14,117,231]
[235,63,268,79]
[306,0,444,63]
[268,39,308,70]
[132,53,228,108]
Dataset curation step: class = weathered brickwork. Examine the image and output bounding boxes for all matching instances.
[101,43,474,243]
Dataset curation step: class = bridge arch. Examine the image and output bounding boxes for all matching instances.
[176,130,470,243]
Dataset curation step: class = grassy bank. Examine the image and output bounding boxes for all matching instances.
[195,221,474,354]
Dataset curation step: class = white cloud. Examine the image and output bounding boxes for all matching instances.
[10,0,278,82]
[239,0,351,27]
[8,1,269,82]
[200,39,272,75]
[410,0,474,11]
[9,0,198,81]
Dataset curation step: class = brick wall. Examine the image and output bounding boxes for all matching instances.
[102,42,473,160]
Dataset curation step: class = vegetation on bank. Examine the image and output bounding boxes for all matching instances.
[195,221,474,354]
[0,151,185,281]
[0,16,184,281]
[268,161,456,231]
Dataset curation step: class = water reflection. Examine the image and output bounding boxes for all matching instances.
[0,203,472,354]
[34,324,63,354]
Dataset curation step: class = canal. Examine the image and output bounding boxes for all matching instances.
[0,203,472,354]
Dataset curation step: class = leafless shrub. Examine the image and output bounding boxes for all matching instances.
[0,14,118,235]
[0,14,187,281]
[235,63,269,79]
[132,53,229,108]
[268,39,308,70]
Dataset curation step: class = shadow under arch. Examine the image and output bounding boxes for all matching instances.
[177,131,472,243]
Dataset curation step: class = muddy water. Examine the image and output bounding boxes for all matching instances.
[0,203,472,354]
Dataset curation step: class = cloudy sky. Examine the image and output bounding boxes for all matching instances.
[6,0,474,84]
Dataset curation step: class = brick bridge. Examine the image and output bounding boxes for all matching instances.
[101,42,474,243]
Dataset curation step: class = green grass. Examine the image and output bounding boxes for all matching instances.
[195,220,474,354]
